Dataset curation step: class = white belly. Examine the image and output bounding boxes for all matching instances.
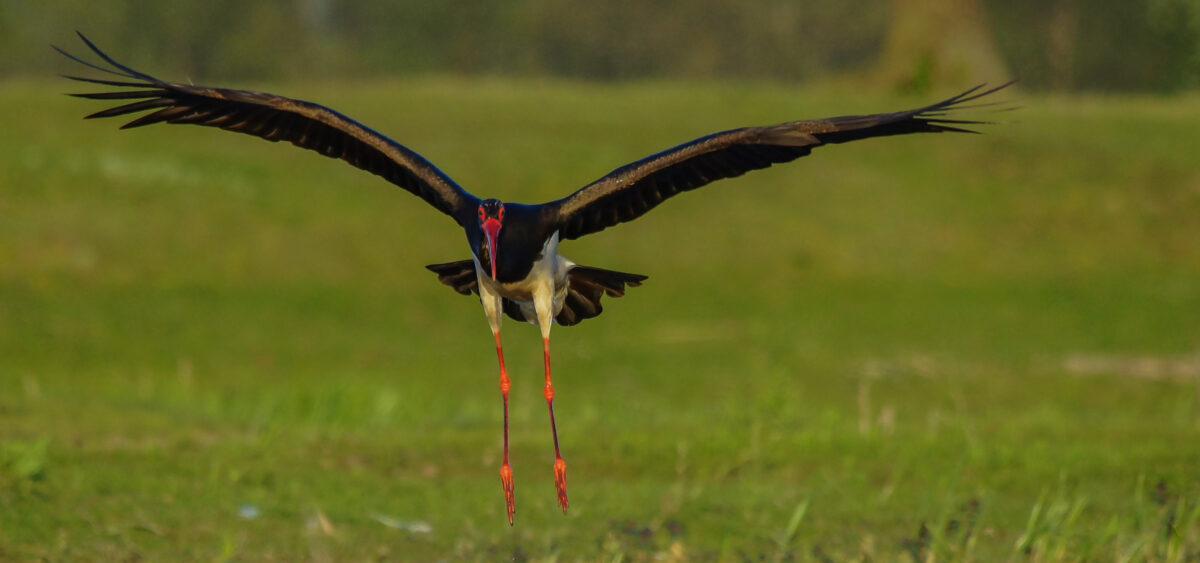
[474,232,574,324]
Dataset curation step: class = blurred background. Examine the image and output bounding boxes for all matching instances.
[3,0,1199,91]
[3,1,1200,560]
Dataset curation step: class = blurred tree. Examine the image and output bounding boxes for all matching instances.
[986,0,1200,91]
[1045,0,1076,91]
[873,0,1010,93]
[4,0,1197,91]
[111,0,319,81]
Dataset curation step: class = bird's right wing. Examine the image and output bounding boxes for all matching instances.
[548,82,1012,240]
[57,32,479,225]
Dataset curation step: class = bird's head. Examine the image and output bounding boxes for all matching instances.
[477,198,505,279]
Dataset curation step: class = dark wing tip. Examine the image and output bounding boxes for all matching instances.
[943,80,1018,106]
[60,74,152,88]
[55,31,161,84]
[911,80,1018,133]
[57,33,182,129]
[927,81,1017,111]
[53,42,125,78]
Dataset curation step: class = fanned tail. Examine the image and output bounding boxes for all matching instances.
[555,266,647,326]
[426,260,477,295]
[424,260,646,326]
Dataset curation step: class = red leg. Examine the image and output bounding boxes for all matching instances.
[543,337,568,513]
[494,331,515,525]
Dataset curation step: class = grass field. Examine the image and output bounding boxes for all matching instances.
[2,77,1199,561]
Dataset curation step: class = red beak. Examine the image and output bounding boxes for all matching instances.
[482,218,502,279]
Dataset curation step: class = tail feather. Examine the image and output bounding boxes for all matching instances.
[555,266,647,326]
[425,260,646,326]
[425,260,477,296]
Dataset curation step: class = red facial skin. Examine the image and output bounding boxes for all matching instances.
[478,204,504,279]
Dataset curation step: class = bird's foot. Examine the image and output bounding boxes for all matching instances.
[500,462,515,525]
[553,457,568,513]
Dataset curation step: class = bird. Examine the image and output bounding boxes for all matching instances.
[57,32,1010,525]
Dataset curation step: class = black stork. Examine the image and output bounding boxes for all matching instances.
[57,32,1010,525]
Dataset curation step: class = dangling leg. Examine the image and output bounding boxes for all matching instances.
[532,285,568,514]
[480,288,516,525]
[494,330,516,525]
[542,335,568,513]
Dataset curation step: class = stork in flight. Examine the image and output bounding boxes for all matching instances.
[57,32,1010,525]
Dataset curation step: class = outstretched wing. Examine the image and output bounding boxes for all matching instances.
[57,32,479,225]
[549,82,1013,239]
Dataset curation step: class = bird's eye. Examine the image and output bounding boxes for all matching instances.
[498,207,505,220]
[478,207,485,220]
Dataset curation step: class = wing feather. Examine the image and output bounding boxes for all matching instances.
[549,82,1013,239]
[58,32,478,224]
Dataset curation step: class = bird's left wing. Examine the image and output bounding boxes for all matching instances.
[57,32,479,224]
[548,82,1012,240]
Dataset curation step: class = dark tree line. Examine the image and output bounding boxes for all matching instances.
[4,0,1198,92]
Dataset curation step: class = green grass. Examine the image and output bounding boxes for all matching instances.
[2,76,1199,560]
